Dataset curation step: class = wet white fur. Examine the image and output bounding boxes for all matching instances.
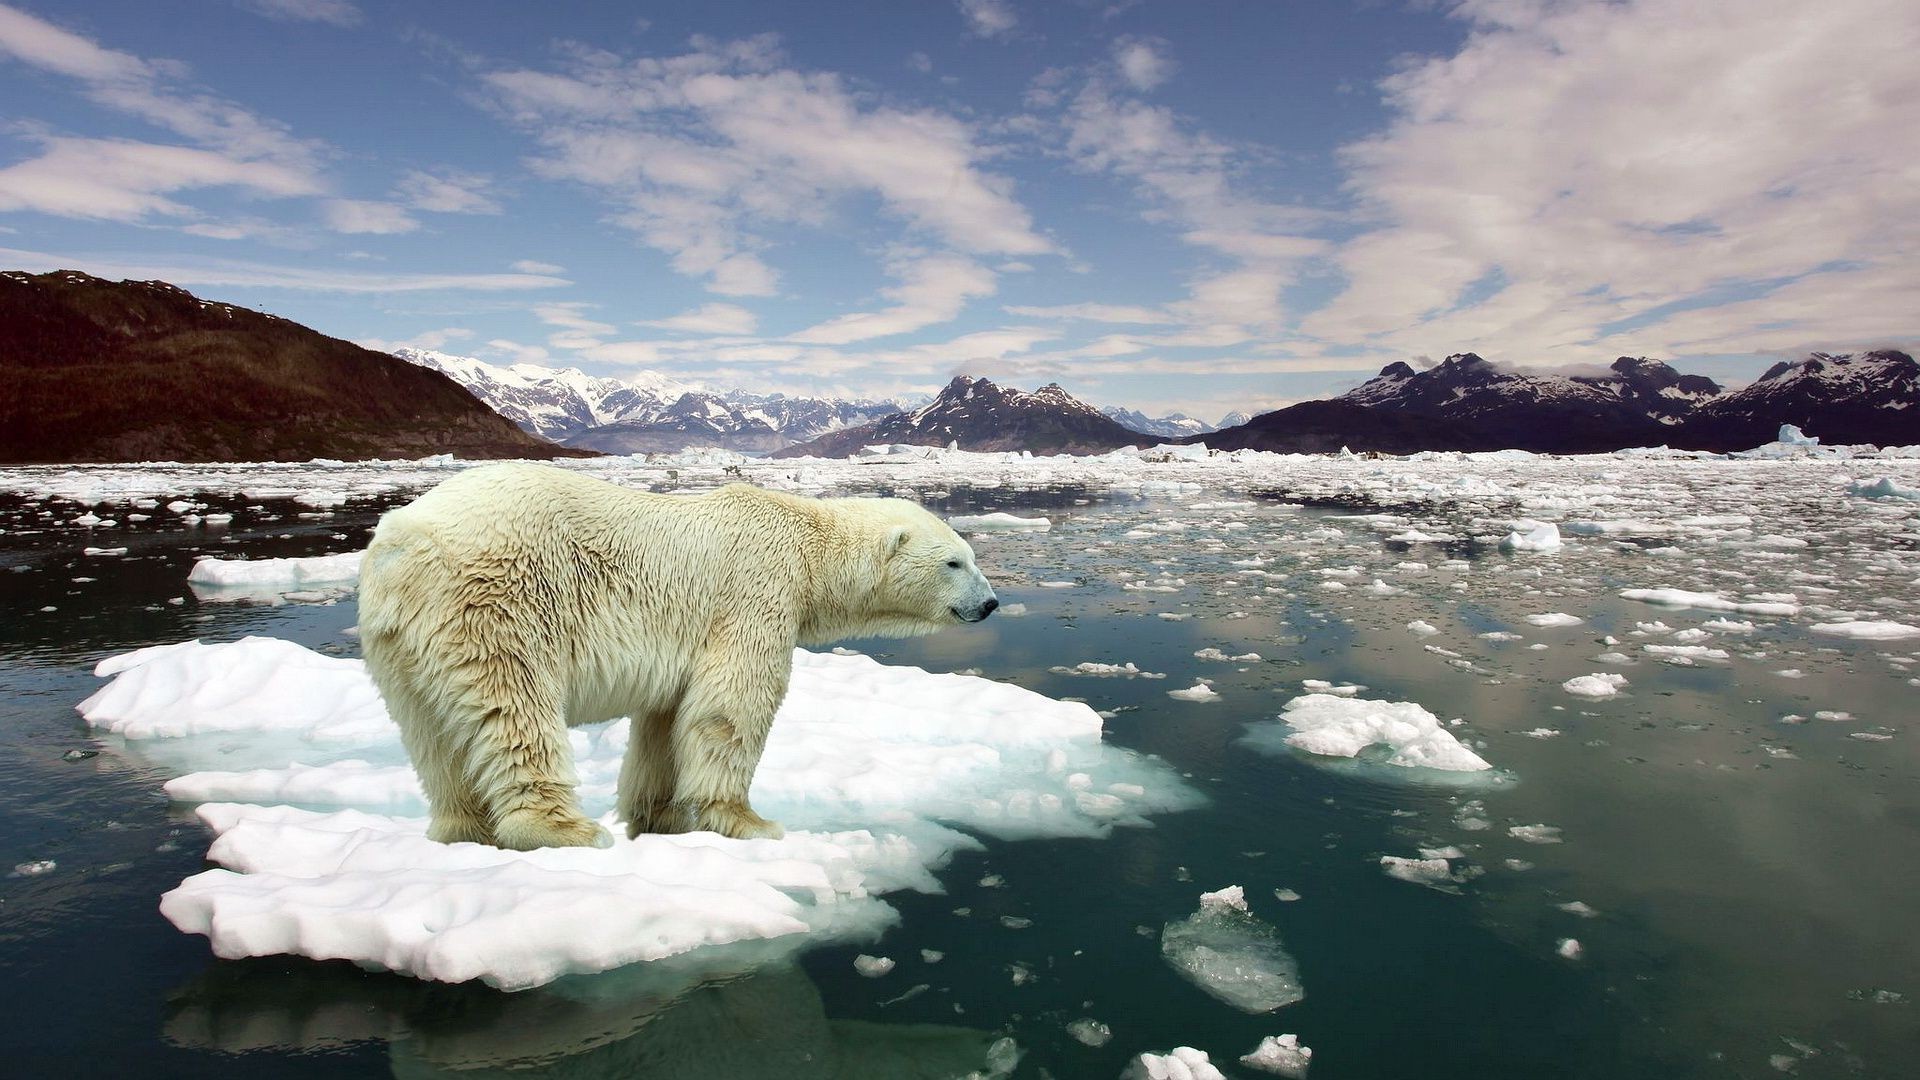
[358,463,995,850]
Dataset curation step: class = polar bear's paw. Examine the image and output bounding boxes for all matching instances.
[495,808,615,851]
[425,813,494,846]
[698,801,786,841]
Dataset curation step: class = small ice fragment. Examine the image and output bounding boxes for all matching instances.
[1000,915,1033,929]
[1525,612,1584,627]
[1562,673,1628,698]
[1249,694,1492,772]
[1406,620,1441,635]
[1161,887,1304,1013]
[948,512,1050,531]
[1809,620,1920,640]
[1273,888,1301,902]
[1522,728,1560,739]
[1558,901,1599,917]
[11,860,56,877]
[1501,522,1563,552]
[1509,824,1563,844]
[1126,1047,1227,1080]
[1556,937,1583,959]
[1240,1033,1313,1077]
[1066,1018,1113,1047]
[921,949,945,963]
[1168,682,1221,702]
[1380,856,1453,888]
[853,954,895,977]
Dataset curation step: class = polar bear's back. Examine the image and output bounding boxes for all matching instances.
[360,463,812,725]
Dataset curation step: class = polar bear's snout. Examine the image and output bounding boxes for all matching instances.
[954,566,999,622]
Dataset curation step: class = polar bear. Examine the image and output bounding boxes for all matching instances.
[357,463,998,850]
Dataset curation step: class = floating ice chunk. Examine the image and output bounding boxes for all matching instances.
[1066,1018,1112,1047]
[1849,476,1920,500]
[1562,673,1629,698]
[1168,682,1221,702]
[1556,938,1583,960]
[1524,613,1584,627]
[1522,728,1561,738]
[188,552,365,604]
[1160,887,1303,1013]
[86,637,1199,989]
[1643,644,1731,664]
[1501,521,1563,552]
[1050,661,1167,678]
[1194,648,1261,662]
[1406,620,1441,636]
[1126,1047,1227,1080]
[1509,824,1563,844]
[11,860,56,877]
[854,954,895,977]
[948,513,1051,532]
[1380,855,1453,888]
[1620,588,1799,617]
[1558,900,1599,917]
[1247,695,1491,772]
[1241,1034,1312,1077]
[1809,620,1920,640]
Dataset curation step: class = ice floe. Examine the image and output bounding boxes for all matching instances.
[1809,620,1920,640]
[80,636,1199,989]
[947,512,1051,532]
[1242,694,1492,773]
[1619,588,1800,617]
[1160,886,1303,1013]
[1241,1033,1313,1077]
[1127,1046,1227,1080]
[1562,673,1629,698]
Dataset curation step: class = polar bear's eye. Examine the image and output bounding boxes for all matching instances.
[946,559,962,569]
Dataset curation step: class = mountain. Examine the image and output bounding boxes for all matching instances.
[1335,352,1703,452]
[1570,356,1723,422]
[773,376,1147,457]
[1191,399,1493,455]
[397,349,902,453]
[396,348,691,441]
[1674,350,1918,450]
[0,271,575,464]
[1101,406,1216,440]
[1216,411,1252,430]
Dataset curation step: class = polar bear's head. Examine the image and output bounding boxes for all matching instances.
[845,499,998,637]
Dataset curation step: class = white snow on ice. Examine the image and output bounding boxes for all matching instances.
[80,636,1198,990]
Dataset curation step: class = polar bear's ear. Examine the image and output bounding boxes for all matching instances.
[885,525,912,555]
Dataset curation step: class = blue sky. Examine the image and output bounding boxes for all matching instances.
[2,0,1914,421]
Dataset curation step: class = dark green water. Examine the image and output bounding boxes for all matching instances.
[1,477,1915,1078]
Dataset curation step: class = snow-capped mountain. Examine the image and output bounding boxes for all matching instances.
[1570,356,1723,422]
[1334,352,1698,453]
[1676,349,1918,449]
[395,348,689,441]
[1100,406,1216,440]
[775,376,1147,457]
[395,349,903,453]
[1216,411,1252,430]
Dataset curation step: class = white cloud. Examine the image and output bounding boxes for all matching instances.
[1112,37,1173,91]
[789,253,996,344]
[0,137,321,221]
[321,199,419,234]
[396,169,501,214]
[357,327,474,353]
[484,36,1051,297]
[236,0,362,27]
[957,0,1017,38]
[1307,0,1920,363]
[510,259,565,274]
[0,245,572,293]
[1059,78,1329,329]
[1002,302,1177,324]
[0,4,149,81]
[640,302,760,335]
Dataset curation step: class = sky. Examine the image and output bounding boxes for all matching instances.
[2,0,1915,422]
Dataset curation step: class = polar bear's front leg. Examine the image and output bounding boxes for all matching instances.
[464,662,611,851]
[668,646,790,841]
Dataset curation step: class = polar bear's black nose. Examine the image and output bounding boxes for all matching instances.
[980,598,999,617]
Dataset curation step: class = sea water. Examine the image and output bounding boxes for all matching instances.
[0,450,1916,1078]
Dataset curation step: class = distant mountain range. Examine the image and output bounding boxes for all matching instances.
[773,376,1146,457]
[5,270,1909,462]
[398,348,1220,452]
[0,271,570,463]
[1203,350,1917,454]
